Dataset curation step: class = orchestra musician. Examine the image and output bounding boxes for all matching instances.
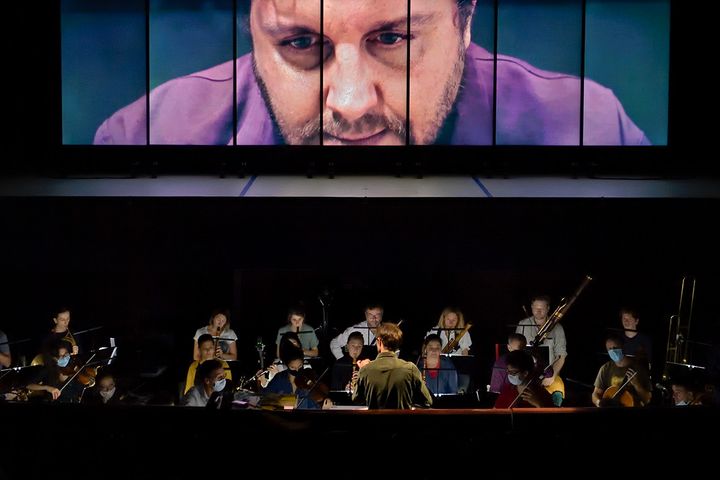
[82,370,125,406]
[489,333,527,395]
[425,307,472,356]
[619,307,653,370]
[329,303,384,359]
[331,331,365,391]
[42,307,79,356]
[275,305,319,358]
[263,344,323,409]
[25,340,85,402]
[592,334,652,407]
[255,331,308,388]
[417,334,458,396]
[181,359,227,407]
[185,334,233,394]
[193,309,237,362]
[493,349,554,408]
[516,295,567,406]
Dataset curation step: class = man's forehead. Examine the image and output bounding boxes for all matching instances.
[255,0,447,34]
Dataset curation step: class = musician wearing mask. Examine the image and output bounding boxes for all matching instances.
[181,359,227,407]
[489,333,527,395]
[670,378,697,406]
[25,340,84,402]
[352,323,433,409]
[426,307,472,356]
[263,345,321,409]
[331,331,365,391]
[82,371,124,406]
[184,334,233,394]
[493,349,554,408]
[417,334,458,396]
[275,305,319,358]
[516,295,567,406]
[592,334,651,407]
[330,303,384,359]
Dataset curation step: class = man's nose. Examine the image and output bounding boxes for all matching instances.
[325,44,379,123]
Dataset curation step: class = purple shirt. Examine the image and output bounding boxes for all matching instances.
[94,43,648,146]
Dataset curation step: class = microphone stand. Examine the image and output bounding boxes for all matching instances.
[318,288,333,339]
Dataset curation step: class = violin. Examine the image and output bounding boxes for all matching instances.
[292,368,329,407]
[59,354,100,388]
[60,361,97,387]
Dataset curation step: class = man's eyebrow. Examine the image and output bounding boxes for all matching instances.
[368,13,440,32]
[260,21,319,37]
[261,13,439,37]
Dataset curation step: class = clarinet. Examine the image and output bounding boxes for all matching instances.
[347,358,360,393]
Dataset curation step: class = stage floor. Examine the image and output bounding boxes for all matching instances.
[1,175,719,198]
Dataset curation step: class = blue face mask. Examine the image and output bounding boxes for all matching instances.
[608,348,624,363]
[507,373,523,386]
[57,355,70,368]
[213,378,226,392]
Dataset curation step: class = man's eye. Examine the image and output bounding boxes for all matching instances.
[373,32,406,46]
[283,36,317,50]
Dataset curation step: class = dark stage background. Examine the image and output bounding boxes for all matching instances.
[1,197,717,405]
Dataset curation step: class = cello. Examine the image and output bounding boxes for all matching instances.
[601,369,638,407]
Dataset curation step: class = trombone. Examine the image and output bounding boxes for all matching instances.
[662,276,696,380]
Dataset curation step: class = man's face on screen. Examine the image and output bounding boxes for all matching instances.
[250,0,471,145]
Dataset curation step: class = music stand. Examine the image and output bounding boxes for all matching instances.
[529,345,551,368]
[328,389,353,405]
[83,345,118,369]
[444,354,476,393]
[0,364,43,395]
[360,345,377,361]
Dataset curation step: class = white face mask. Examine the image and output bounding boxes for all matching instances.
[675,400,689,406]
[507,373,523,386]
[213,378,227,392]
[99,388,116,402]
